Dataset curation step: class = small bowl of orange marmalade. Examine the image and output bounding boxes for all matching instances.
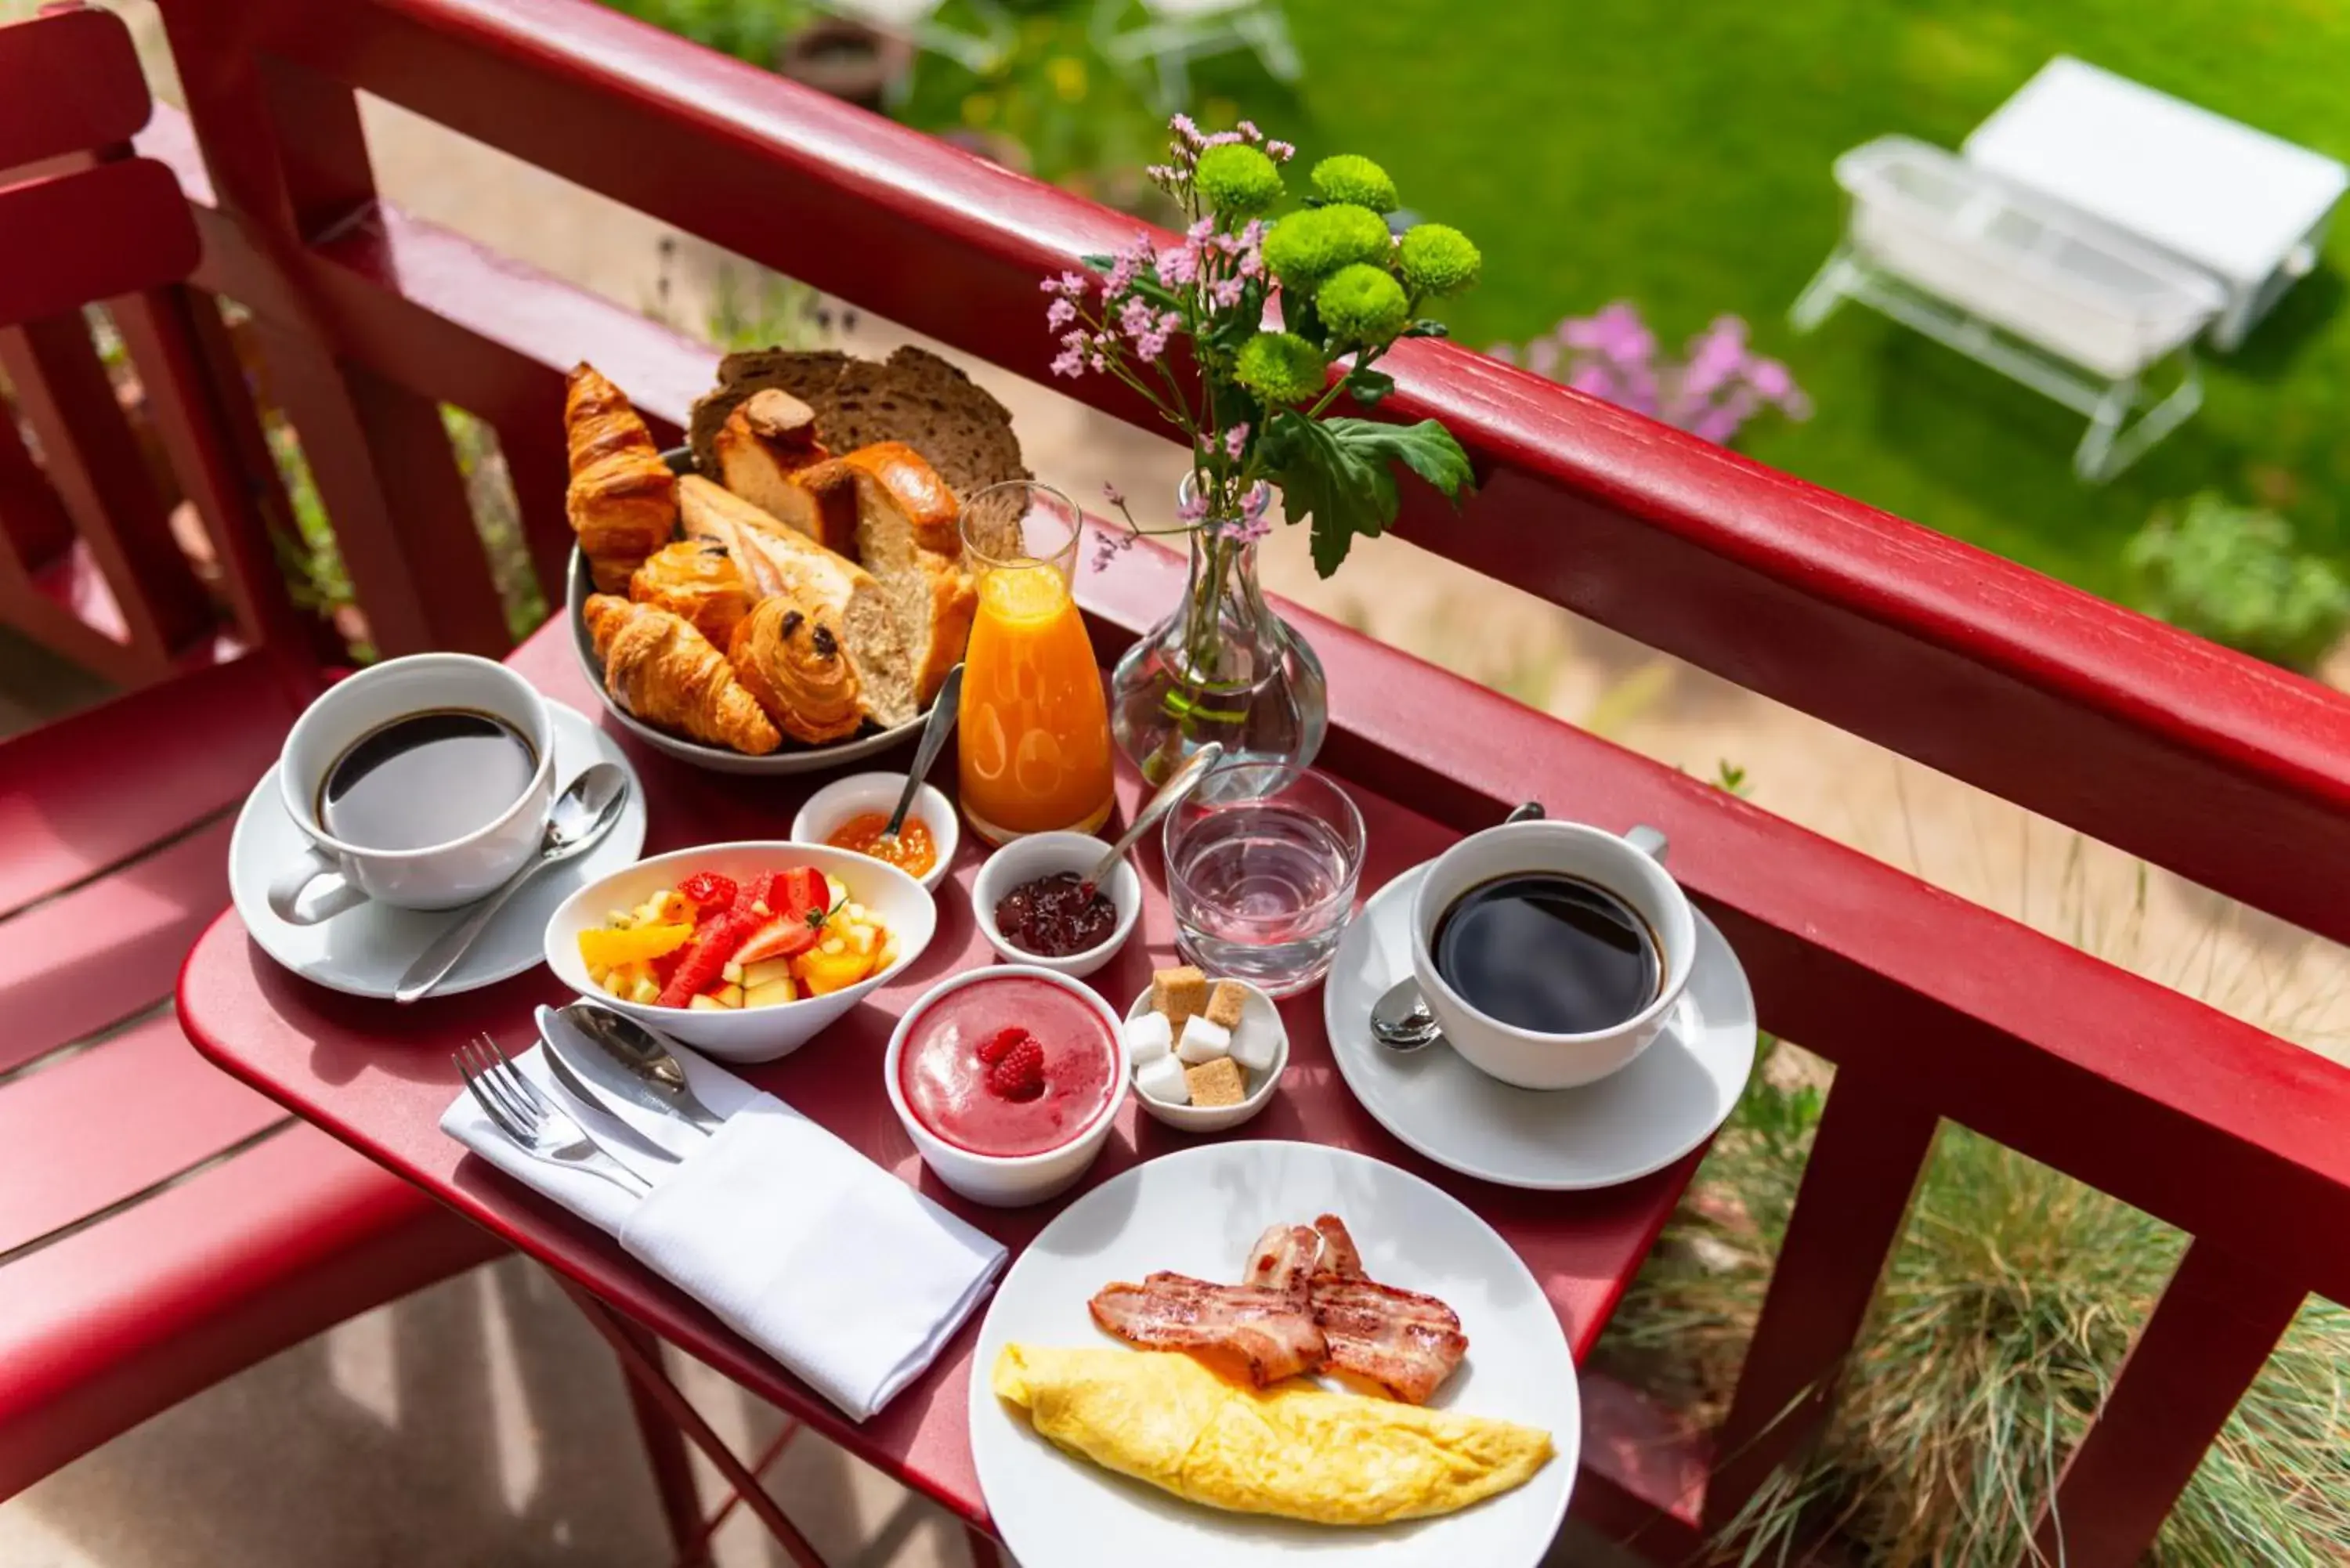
[791,771,960,892]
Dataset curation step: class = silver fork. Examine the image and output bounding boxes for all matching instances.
[455,1034,649,1197]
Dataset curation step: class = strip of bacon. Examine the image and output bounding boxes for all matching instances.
[1242,1222,1321,1295]
[1088,1271,1326,1386]
[1303,1214,1468,1404]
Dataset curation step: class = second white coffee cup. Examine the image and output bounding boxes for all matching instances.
[266,653,555,925]
[1409,818,1695,1090]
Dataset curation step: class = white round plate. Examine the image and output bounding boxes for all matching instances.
[229,700,648,999]
[970,1140,1578,1568]
[1325,861,1757,1191]
[567,547,926,776]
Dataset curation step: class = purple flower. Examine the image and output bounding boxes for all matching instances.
[1046,297,1076,330]
[1223,422,1249,459]
[1135,328,1171,360]
[1266,139,1296,162]
[1050,347,1085,378]
[1525,338,1561,378]
[1090,526,1137,573]
[1101,481,1126,508]
[1224,508,1273,545]
[1041,271,1087,299]
[1237,120,1263,143]
[1560,302,1654,363]
[1201,130,1244,148]
[1177,489,1209,525]
[1119,294,1159,338]
[1170,113,1202,146]
[1212,276,1246,309]
[1155,244,1198,287]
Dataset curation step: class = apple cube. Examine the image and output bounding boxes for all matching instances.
[743,977,797,1009]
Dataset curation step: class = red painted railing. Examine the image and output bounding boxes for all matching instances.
[8,1,2350,1559]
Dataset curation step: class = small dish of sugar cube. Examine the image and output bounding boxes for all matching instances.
[1123,966,1288,1133]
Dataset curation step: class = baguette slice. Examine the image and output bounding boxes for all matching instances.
[678,475,916,728]
[711,390,857,555]
[833,442,977,709]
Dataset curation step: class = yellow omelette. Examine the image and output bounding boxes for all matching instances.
[991,1343,1554,1526]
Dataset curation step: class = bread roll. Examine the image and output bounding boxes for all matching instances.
[713,389,858,555]
[678,475,916,727]
[833,443,976,709]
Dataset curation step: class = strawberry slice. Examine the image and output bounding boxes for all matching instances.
[733,866,833,964]
[656,873,774,1008]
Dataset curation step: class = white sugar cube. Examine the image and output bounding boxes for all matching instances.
[1228,1017,1279,1074]
[1134,1053,1190,1105]
[1123,1010,1174,1066]
[1175,1015,1232,1064]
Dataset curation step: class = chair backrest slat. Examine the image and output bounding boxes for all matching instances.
[0,161,201,323]
[0,4,151,171]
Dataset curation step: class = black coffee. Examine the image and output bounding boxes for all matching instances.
[1433,873,1661,1034]
[319,708,536,851]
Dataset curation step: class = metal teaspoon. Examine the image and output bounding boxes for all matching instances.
[1368,800,1546,1053]
[393,764,631,1004]
[882,663,962,844]
[1078,741,1225,901]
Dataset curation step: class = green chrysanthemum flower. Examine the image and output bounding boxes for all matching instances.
[1234,331,1329,404]
[1316,263,1409,344]
[1261,204,1392,288]
[1194,143,1285,216]
[1310,154,1398,213]
[1397,222,1482,297]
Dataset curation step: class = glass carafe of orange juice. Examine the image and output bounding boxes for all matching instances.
[956,482,1116,844]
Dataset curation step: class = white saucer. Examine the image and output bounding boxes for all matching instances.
[1323,861,1757,1191]
[971,1140,1577,1568]
[229,700,648,999]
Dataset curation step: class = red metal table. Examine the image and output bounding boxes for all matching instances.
[178,612,1702,1548]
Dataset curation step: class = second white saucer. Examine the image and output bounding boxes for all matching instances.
[1323,859,1758,1190]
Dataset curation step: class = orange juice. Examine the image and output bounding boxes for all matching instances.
[957,490,1115,844]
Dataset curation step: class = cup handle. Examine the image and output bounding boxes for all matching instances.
[266,844,368,925]
[1625,824,1669,862]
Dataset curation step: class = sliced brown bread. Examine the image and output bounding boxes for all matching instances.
[689,345,1029,500]
[676,476,916,728]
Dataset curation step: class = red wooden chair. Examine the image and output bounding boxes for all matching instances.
[0,4,500,1495]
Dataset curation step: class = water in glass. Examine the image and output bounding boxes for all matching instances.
[1166,768,1363,995]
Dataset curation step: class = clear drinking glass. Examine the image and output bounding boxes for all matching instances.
[1162,762,1365,996]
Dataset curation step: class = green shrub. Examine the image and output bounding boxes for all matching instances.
[2124,493,2350,670]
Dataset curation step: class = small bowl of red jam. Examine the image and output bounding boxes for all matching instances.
[970,830,1142,980]
[791,771,959,891]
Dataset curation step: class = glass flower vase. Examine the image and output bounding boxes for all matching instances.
[1108,480,1329,783]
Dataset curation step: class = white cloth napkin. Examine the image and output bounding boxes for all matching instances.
[439,1024,1004,1421]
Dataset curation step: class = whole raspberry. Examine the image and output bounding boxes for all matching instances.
[985,1038,1047,1102]
[976,1026,1029,1066]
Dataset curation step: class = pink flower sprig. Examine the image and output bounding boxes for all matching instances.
[1495,302,1810,448]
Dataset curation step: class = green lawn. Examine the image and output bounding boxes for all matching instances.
[906,1,2350,602]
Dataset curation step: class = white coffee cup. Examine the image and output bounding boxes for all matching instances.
[266,653,556,925]
[1409,819,1694,1090]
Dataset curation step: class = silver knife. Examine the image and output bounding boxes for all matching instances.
[537,1005,714,1152]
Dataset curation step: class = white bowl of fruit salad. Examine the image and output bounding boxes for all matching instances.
[544,841,938,1063]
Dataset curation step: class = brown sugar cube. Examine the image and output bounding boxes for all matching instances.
[1184,1056,1248,1108]
[1205,980,1248,1031]
[1151,966,1210,1029]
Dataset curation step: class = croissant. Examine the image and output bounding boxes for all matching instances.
[728,590,866,746]
[629,540,750,648]
[582,594,780,755]
[566,363,677,593]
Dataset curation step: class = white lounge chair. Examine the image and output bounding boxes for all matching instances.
[1791,135,2225,481]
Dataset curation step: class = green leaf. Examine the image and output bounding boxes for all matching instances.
[1080,253,1116,272]
[1259,412,1476,576]
[1400,319,1452,339]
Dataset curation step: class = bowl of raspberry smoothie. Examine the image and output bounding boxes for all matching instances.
[887,964,1126,1205]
